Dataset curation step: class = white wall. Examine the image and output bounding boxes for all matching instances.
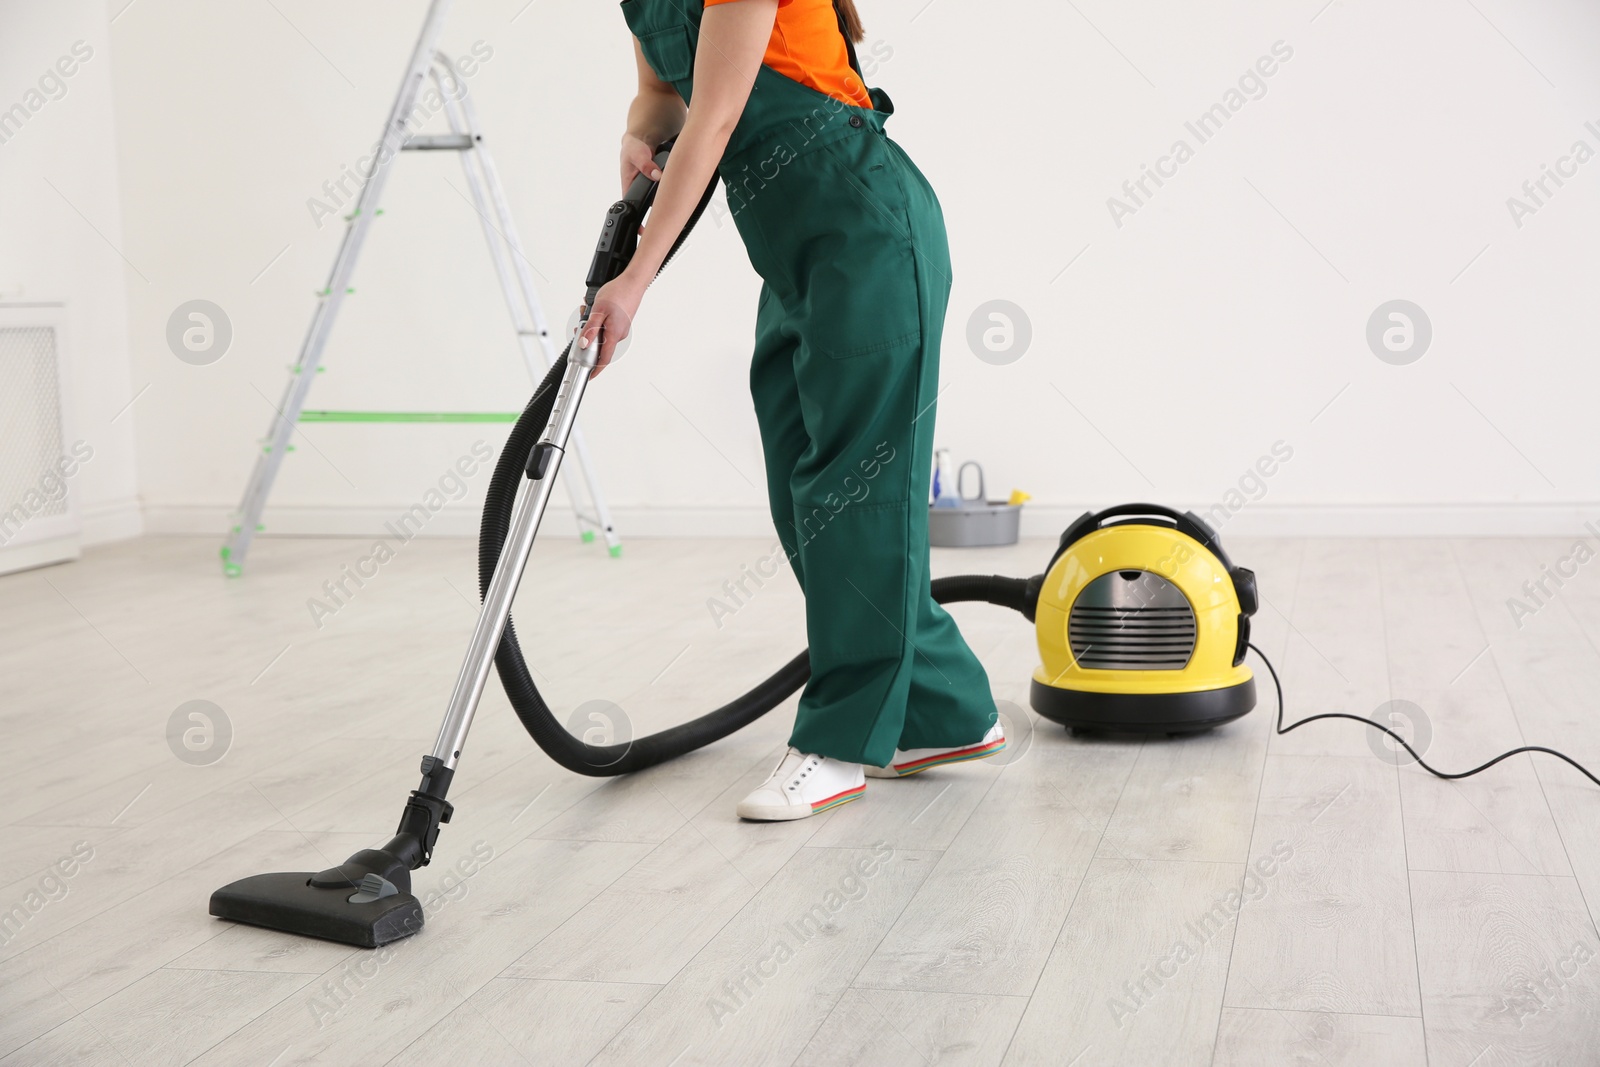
[105,0,1600,540]
[0,0,141,545]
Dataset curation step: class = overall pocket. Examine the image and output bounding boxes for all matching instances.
[800,138,924,359]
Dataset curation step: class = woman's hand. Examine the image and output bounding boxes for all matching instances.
[579,268,649,378]
[620,133,663,194]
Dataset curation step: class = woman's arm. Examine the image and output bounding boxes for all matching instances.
[619,39,684,191]
[583,0,777,373]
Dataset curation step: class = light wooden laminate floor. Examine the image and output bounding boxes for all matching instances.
[1,534,1598,1066]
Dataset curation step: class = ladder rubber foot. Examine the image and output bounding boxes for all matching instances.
[580,530,596,543]
[608,545,622,559]
[223,563,243,578]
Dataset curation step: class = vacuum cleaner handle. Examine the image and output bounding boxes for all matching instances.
[1053,502,1255,615]
[1058,502,1219,554]
[585,142,674,305]
[584,136,718,308]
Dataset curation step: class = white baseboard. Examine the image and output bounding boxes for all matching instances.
[141,503,783,540]
[81,496,144,546]
[143,503,486,539]
[1165,502,1600,539]
[0,498,142,572]
[0,534,80,576]
[139,500,1600,540]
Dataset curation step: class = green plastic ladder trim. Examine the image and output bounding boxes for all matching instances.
[223,562,242,577]
[580,530,596,543]
[298,411,520,423]
[608,544,622,558]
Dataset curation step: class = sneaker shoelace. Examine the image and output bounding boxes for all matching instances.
[785,752,821,792]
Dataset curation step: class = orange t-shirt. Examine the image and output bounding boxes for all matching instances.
[703,0,871,108]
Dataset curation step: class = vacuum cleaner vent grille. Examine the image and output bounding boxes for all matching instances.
[1068,571,1197,670]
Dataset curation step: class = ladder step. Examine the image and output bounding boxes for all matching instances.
[299,411,519,423]
[403,133,475,151]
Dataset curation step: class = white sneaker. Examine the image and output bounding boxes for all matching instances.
[736,748,866,821]
[863,722,1006,778]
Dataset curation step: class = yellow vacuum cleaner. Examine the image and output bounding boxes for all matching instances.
[1029,504,1258,735]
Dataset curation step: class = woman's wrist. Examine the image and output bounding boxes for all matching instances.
[623,99,683,151]
[617,262,654,293]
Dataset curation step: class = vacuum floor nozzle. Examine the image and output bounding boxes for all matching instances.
[209,872,424,948]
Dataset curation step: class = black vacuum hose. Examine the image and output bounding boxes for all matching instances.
[479,352,1038,776]
[477,144,1036,776]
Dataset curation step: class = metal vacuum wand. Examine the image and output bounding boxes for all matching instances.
[431,334,597,772]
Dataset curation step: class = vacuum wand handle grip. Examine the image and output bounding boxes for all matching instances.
[584,144,674,302]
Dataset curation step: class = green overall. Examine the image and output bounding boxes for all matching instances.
[621,0,995,766]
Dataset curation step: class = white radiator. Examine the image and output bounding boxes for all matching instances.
[0,304,81,575]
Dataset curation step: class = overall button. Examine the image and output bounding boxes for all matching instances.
[848,115,864,128]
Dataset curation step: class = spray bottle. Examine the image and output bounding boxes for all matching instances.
[932,449,960,508]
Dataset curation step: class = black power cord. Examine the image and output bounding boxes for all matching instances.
[1247,642,1600,789]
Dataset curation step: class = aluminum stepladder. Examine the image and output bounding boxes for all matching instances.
[220,0,620,576]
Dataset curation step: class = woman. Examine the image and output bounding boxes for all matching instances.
[583,0,1003,820]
